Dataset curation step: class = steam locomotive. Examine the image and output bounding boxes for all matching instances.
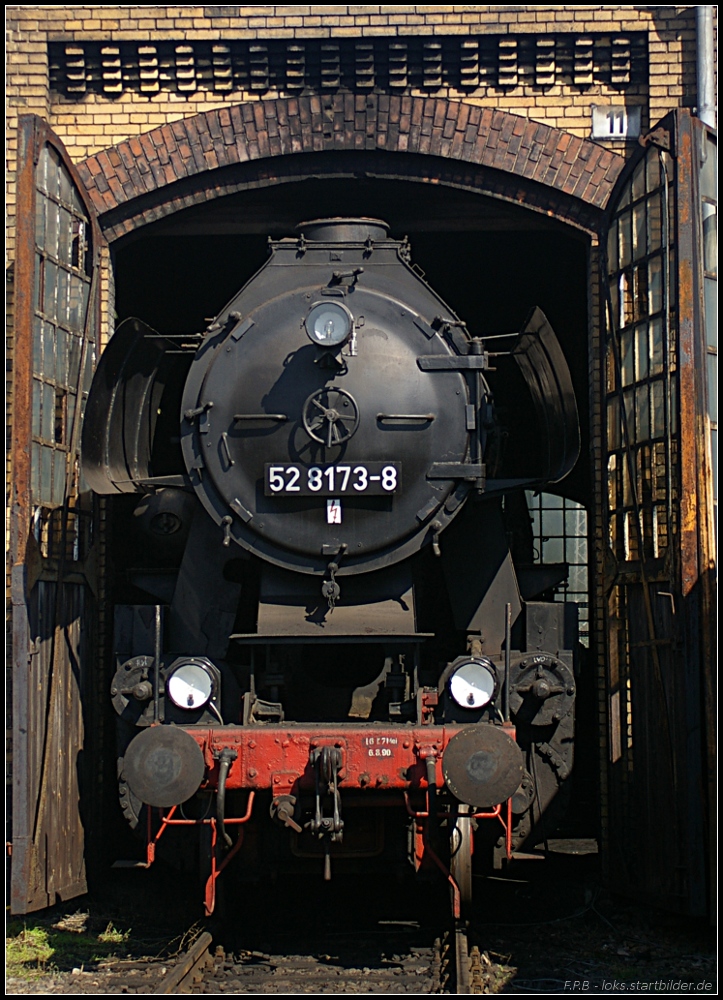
[83,218,580,918]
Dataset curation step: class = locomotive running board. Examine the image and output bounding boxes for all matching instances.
[239,562,426,638]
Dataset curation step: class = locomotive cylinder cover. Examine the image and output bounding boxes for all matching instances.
[181,218,478,576]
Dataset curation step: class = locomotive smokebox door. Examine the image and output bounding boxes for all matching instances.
[179,217,475,576]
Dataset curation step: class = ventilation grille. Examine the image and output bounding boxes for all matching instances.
[49,35,648,97]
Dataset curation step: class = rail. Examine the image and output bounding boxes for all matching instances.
[153,931,213,995]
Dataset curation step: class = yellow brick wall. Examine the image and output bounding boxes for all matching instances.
[5,4,704,256]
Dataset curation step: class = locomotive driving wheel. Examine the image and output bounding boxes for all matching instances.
[302,388,360,447]
[450,804,474,916]
[450,804,474,994]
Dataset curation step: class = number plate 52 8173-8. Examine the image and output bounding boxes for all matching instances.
[265,462,400,496]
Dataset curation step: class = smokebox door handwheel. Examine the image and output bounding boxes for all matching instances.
[301,387,360,446]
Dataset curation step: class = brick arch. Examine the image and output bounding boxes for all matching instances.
[77,94,625,240]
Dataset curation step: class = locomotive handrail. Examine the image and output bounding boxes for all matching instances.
[377,413,436,421]
[427,462,485,481]
[233,413,288,421]
[417,356,489,370]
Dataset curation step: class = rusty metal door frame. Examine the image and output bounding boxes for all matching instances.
[675,112,717,922]
[10,115,104,913]
[598,108,716,917]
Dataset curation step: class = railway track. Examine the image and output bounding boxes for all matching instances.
[9,846,622,996]
[149,920,487,994]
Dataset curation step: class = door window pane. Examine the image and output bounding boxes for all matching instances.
[58,205,72,265]
[651,379,665,437]
[608,454,618,510]
[45,198,59,259]
[622,449,632,505]
[35,196,46,250]
[32,378,42,437]
[42,319,55,375]
[42,445,53,502]
[636,384,650,441]
[31,443,41,498]
[634,263,648,320]
[620,271,634,326]
[606,341,617,393]
[649,317,664,375]
[33,319,43,374]
[34,253,42,311]
[67,392,77,436]
[57,268,70,327]
[41,382,54,441]
[56,328,68,386]
[607,217,619,272]
[621,328,634,386]
[68,276,89,330]
[647,194,662,251]
[607,399,620,449]
[37,145,50,194]
[623,390,634,443]
[59,165,73,206]
[43,259,57,321]
[646,153,661,193]
[632,160,645,202]
[619,211,632,268]
[633,202,646,260]
[609,511,619,555]
[648,256,663,314]
[635,323,649,381]
[53,450,66,506]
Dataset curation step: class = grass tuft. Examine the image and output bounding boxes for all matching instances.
[97,922,130,945]
[6,925,54,978]
[6,913,132,981]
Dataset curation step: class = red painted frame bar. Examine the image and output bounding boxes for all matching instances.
[179,723,516,793]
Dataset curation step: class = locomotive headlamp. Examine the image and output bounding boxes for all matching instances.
[449,657,497,710]
[167,659,214,710]
[305,301,353,347]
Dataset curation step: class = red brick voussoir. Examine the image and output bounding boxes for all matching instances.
[76,94,625,240]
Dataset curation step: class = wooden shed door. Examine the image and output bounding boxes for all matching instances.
[10,116,104,912]
[601,110,716,916]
